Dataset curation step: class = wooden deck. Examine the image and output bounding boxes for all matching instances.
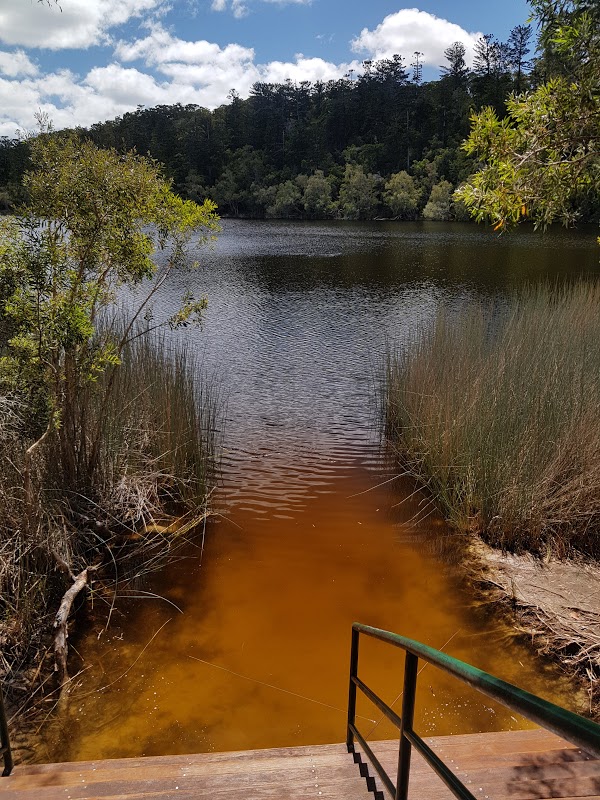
[0,728,598,799]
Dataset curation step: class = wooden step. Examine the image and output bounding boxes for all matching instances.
[1,730,598,800]
[359,729,600,800]
[0,743,372,800]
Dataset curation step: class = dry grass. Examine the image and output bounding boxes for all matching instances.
[0,333,221,688]
[385,281,600,558]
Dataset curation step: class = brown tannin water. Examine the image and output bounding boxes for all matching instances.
[47,220,598,761]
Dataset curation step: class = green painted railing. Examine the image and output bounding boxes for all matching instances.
[0,683,12,776]
[346,623,600,800]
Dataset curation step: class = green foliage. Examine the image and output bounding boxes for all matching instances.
[530,0,600,78]
[0,129,221,688]
[265,180,302,218]
[423,180,454,221]
[337,164,382,220]
[302,170,334,218]
[457,78,600,230]
[0,31,569,224]
[383,171,420,218]
[458,0,600,231]
[0,131,219,486]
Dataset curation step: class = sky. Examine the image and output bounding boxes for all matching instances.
[0,0,533,138]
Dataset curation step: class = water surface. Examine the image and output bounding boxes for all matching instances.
[52,221,599,761]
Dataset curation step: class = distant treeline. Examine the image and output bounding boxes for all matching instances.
[4,25,593,221]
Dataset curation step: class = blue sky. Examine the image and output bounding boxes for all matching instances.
[0,0,533,137]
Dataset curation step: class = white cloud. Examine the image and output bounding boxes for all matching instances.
[0,9,482,138]
[212,0,311,15]
[352,9,482,68]
[0,0,168,50]
[115,26,256,68]
[0,49,38,77]
[114,24,356,105]
[262,56,356,84]
[232,0,249,18]
[0,20,360,139]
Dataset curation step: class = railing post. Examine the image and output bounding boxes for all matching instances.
[0,683,13,777]
[346,626,360,750]
[395,651,418,800]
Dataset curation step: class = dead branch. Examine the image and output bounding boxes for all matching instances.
[53,568,88,693]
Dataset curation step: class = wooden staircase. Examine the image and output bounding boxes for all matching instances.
[2,624,600,799]
[1,728,598,800]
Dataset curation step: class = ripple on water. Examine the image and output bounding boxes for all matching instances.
[56,220,598,763]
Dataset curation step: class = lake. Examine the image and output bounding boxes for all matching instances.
[46,220,600,762]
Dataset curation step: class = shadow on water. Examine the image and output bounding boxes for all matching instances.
[49,220,599,761]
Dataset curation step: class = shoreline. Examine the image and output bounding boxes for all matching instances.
[467,538,600,719]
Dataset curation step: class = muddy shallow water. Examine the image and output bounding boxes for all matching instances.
[43,220,600,762]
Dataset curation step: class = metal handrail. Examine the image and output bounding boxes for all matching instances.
[346,622,600,800]
[0,683,13,776]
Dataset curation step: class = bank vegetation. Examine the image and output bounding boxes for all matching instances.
[0,129,220,717]
[386,281,600,558]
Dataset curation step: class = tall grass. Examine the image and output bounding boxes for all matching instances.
[385,281,600,558]
[0,334,220,678]
[94,332,220,525]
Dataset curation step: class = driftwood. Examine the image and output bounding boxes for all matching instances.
[53,567,89,693]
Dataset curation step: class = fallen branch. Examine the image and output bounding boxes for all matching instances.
[53,568,89,693]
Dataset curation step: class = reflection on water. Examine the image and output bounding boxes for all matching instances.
[50,221,598,762]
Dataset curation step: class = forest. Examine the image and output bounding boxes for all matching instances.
[0,24,562,221]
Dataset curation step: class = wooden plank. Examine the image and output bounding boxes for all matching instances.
[367,728,572,757]
[0,775,373,800]
[369,744,595,773]
[12,743,352,776]
[3,759,361,791]
[2,730,598,800]
[358,730,600,800]
[3,751,362,789]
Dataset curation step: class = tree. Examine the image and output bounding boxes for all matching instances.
[529,0,600,78]
[383,171,420,218]
[440,42,469,87]
[423,180,453,220]
[507,25,532,91]
[302,170,334,217]
[471,33,513,112]
[456,1,600,231]
[265,180,302,218]
[0,130,219,490]
[473,34,497,78]
[337,164,381,219]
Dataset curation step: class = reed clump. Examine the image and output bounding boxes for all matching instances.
[385,281,600,558]
[0,334,220,683]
